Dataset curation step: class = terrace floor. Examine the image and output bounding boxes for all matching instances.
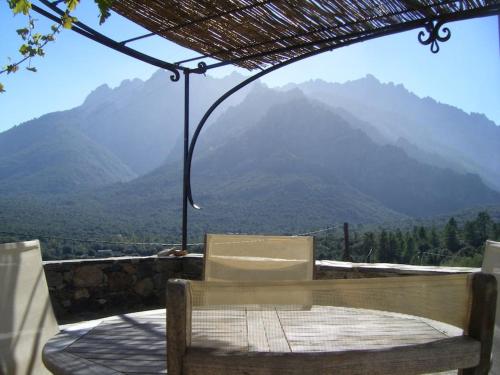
[43,308,462,374]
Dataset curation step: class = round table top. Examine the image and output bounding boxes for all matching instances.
[43,307,461,375]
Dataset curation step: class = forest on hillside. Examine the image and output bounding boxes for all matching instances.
[1,211,498,267]
[315,211,500,267]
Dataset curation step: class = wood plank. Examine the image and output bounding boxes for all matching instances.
[43,350,122,375]
[167,279,191,375]
[68,352,165,361]
[66,347,165,355]
[246,310,269,352]
[261,310,290,352]
[184,336,480,375]
[460,272,497,375]
[191,309,247,351]
[67,341,165,350]
[276,307,457,353]
[45,310,169,374]
[187,306,465,354]
[87,359,165,373]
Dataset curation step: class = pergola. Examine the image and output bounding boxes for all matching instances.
[32,0,500,250]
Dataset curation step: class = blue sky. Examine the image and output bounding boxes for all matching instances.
[0,2,499,133]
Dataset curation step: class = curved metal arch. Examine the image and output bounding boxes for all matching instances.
[184,31,403,208]
[184,14,465,208]
[185,46,335,209]
[186,4,500,209]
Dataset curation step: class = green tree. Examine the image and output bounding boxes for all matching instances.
[62,245,73,255]
[444,217,461,253]
[401,232,416,264]
[361,231,376,262]
[429,227,440,248]
[388,232,399,263]
[416,226,431,253]
[464,220,480,247]
[377,230,391,262]
[395,229,404,258]
[476,211,492,244]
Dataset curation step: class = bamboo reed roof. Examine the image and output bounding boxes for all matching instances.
[111,1,500,70]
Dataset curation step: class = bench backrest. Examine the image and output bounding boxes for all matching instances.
[482,240,500,375]
[203,234,314,281]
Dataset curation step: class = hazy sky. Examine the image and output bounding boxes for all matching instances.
[0,2,499,133]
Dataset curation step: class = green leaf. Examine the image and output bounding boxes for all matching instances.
[6,64,19,74]
[65,0,80,12]
[61,14,77,29]
[19,44,30,56]
[32,33,42,44]
[26,66,37,72]
[11,0,31,15]
[16,27,29,40]
[0,83,5,93]
[95,0,113,25]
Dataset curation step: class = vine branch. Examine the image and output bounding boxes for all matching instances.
[1,0,113,93]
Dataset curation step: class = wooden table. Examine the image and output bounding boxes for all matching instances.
[43,308,461,375]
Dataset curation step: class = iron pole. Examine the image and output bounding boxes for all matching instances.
[182,71,190,250]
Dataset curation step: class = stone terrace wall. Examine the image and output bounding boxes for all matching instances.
[44,255,202,323]
[43,255,477,323]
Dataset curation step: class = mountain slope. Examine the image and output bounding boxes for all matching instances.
[293,75,500,190]
[45,92,496,237]
[192,94,499,218]
[56,71,255,175]
[4,73,498,197]
[0,121,135,194]
[1,74,499,239]
[0,72,257,194]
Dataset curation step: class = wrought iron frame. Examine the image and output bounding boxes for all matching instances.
[31,1,500,250]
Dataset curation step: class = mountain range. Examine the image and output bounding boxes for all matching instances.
[0,72,499,238]
[0,71,252,194]
[290,75,500,190]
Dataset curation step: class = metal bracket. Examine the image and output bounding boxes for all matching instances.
[418,19,451,54]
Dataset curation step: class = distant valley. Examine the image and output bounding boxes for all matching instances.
[0,72,499,241]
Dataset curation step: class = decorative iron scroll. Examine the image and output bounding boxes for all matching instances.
[197,62,208,74]
[170,71,181,82]
[418,19,451,53]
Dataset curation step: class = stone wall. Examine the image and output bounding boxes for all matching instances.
[44,255,202,323]
[43,255,477,323]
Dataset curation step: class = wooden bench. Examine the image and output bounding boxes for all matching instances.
[167,273,497,375]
